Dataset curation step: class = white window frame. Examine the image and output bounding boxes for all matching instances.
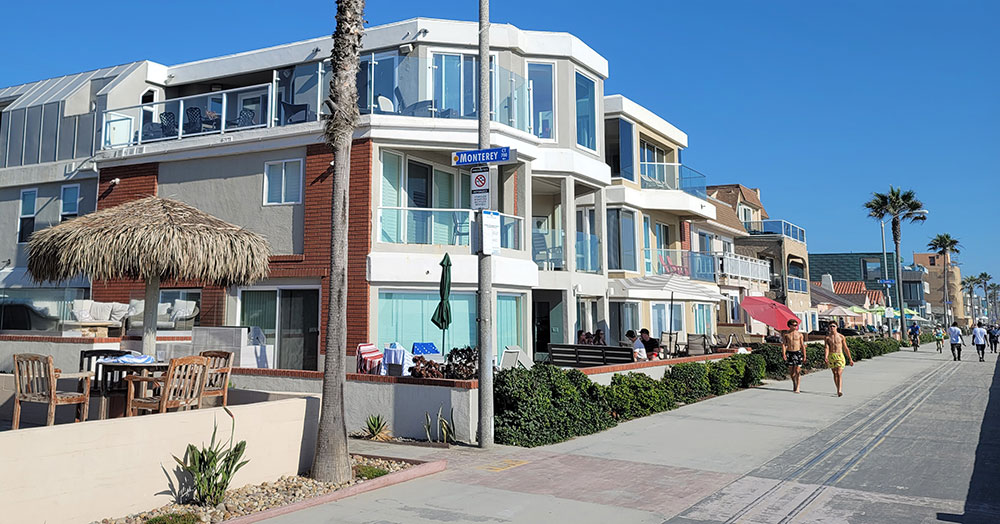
[737,204,753,224]
[573,68,599,153]
[525,59,557,142]
[60,183,80,222]
[17,188,37,244]
[263,158,304,205]
[426,48,499,120]
[650,301,685,335]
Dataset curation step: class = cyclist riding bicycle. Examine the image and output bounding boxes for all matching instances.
[933,326,945,353]
[908,323,921,351]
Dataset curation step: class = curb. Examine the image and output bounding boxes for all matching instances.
[222,456,447,523]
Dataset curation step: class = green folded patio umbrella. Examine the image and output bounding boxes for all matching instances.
[849,306,869,314]
[430,253,452,354]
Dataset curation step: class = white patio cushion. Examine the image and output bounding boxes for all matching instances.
[89,301,113,322]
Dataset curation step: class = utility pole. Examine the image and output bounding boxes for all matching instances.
[880,220,894,333]
[476,0,494,449]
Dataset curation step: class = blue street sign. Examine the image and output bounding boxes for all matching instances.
[452,147,514,166]
[878,279,895,284]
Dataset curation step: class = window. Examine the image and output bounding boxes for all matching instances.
[639,139,669,186]
[722,240,733,254]
[378,290,476,355]
[607,119,635,180]
[18,189,37,243]
[738,204,753,224]
[655,223,669,249]
[528,63,554,139]
[607,208,637,271]
[497,294,523,359]
[643,217,651,273]
[928,256,936,266]
[158,289,202,328]
[693,303,713,335]
[609,301,639,343]
[61,184,79,222]
[651,303,683,336]
[861,258,883,280]
[574,72,596,150]
[263,159,303,204]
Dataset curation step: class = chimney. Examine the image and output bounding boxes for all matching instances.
[822,274,835,292]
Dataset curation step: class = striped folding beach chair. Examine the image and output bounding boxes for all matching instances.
[356,343,383,374]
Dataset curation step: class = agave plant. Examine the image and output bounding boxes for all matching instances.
[364,414,391,441]
[173,408,249,506]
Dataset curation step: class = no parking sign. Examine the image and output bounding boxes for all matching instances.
[470,165,490,210]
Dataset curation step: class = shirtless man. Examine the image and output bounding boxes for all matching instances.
[824,323,854,397]
[781,318,806,393]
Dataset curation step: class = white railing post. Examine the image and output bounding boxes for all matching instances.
[221,93,228,133]
[267,83,275,128]
[100,111,108,149]
[178,99,184,139]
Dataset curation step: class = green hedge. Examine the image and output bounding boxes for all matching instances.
[607,373,675,420]
[665,362,711,403]
[708,359,739,395]
[729,353,766,388]
[750,338,902,380]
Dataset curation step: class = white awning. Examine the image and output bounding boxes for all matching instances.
[609,274,726,302]
[0,268,89,289]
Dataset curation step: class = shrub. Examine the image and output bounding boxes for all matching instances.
[707,360,738,396]
[172,411,249,506]
[729,353,766,387]
[666,362,711,403]
[364,414,390,441]
[750,344,788,379]
[494,364,616,447]
[805,343,827,370]
[606,373,675,420]
[146,514,200,524]
[444,346,478,379]
[355,464,389,479]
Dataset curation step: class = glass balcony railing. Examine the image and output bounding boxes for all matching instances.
[102,84,279,148]
[532,225,564,270]
[645,249,717,282]
[788,275,810,293]
[638,163,708,199]
[743,220,807,243]
[717,252,770,281]
[378,207,473,246]
[575,232,602,273]
[357,54,531,134]
[0,287,89,332]
[377,207,523,251]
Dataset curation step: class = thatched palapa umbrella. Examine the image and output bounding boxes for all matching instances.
[27,196,271,356]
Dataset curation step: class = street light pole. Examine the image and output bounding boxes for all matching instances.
[880,220,894,333]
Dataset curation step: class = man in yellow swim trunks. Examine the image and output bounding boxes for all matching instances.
[824,323,854,397]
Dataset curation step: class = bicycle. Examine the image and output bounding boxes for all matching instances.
[911,335,920,351]
[935,338,943,353]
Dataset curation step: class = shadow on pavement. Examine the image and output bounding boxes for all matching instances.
[937,358,1000,524]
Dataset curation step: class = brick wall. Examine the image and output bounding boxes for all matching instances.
[681,221,691,251]
[98,162,158,208]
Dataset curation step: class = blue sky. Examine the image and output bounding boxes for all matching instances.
[2,1,996,279]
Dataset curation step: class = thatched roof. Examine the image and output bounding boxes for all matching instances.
[28,196,271,286]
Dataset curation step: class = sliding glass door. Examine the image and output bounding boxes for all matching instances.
[240,288,320,370]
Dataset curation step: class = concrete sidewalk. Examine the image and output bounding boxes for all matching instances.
[262,344,998,523]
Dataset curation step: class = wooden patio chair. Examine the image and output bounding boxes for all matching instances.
[79,349,132,420]
[12,353,92,429]
[199,350,234,408]
[125,356,208,416]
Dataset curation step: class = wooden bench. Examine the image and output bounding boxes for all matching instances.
[547,344,636,368]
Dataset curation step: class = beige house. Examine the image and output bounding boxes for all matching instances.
[913,252,968,327]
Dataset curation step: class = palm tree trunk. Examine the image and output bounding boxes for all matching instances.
[943,251,950,326]
[892,217,905,336]
[312,0,365,484]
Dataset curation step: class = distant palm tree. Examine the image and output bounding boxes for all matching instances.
[978,273,992,323]
[927,234,961,326]
[989,283,1000,323]
[962,275,979,323]
[866,187,926,330]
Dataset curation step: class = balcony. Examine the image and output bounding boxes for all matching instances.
[638,163,708,200]
[788,276,809,293]
[357,54,531,134]
[532,225,564,270]
[743,220,807,243]
[645,249,716,283]
[718,252,770,282]
[377,207,522,250]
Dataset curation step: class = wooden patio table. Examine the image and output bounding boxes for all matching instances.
[97,362,170,419]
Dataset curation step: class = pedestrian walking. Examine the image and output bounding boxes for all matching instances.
[782,318,806,393]
[972,322,988,362]
[824,323,854,397]
[948,322,965,361]
[989,325,999,354]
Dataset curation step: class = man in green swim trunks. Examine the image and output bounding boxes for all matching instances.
[824,323,854,397]
[782,318,806,393]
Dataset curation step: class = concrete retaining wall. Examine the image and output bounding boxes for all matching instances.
[0,337,120,373]
[0,396,320,524]
[231,370,479,444]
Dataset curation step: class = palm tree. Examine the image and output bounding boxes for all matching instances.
[962,275,979,324]
[927,234,960,327]
[989,283,1000,323]
[312,0,366,484]
[978,273,992,322]
[865,187,926,332]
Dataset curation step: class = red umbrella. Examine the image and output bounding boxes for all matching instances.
[741,296,800,331]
